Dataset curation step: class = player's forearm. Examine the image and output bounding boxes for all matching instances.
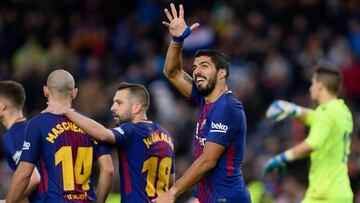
[169,156,216,198]
[290,141,313,160]
[163,41,184,79]
[96,171,113,203]
[96,155,114,203]
[65,110,116,144]
[6,170,32,203]
[21,168,41,200]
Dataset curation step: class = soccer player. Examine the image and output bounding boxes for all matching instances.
[43,82,175,203]
[155,4,251,203]
[264,63,353,202]
[0,81,44,202]
[6,70,114,203]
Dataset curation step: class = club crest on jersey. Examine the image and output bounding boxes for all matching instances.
[210,122,228,133]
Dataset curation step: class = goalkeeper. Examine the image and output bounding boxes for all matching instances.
[264,63,353,203]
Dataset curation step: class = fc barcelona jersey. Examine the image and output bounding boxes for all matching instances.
[111,122,175,203]
[190,84,251,203]
[3,120,45,202]
[20,113,110,202]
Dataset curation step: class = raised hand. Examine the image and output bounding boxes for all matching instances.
[163,3,199,41]
[266,100,303,122]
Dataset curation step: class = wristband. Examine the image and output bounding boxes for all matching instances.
[172,26,191,43]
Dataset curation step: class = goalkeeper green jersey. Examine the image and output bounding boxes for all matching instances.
[303,99,353,202]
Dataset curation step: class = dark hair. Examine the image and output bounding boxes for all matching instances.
[195,49,230,80]
[0,81,26,109]
[117,82,150,111]
[314,62,341,94]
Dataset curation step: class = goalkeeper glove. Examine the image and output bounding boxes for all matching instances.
[266,100,303,122]
[263,152,289,176]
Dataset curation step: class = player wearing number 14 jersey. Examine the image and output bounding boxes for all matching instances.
[6,70,113,203]
[43,82,175,203]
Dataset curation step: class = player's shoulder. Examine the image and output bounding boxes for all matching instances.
[4,121,28,140]
[214,92,244,112]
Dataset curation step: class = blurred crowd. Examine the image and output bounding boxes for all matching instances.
[0,0,360,202]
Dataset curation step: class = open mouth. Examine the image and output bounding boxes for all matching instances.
[195,76,206,85]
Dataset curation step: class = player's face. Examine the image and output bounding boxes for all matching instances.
[310,75,321,102]
[192,56,218,96]
[111,90,135,125]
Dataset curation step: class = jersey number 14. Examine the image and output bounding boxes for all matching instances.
[55,146,93,191]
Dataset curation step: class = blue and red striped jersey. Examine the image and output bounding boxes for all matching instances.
[110,122,175,203]
[190,84,251,203]
[2,120,45,202]
[20,113,110,202]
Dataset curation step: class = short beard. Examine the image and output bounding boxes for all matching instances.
[115,111,134,125]
[196,76,217,96]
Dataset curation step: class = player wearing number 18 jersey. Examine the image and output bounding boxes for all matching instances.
[43,82,175,203]
[6,70,113,203]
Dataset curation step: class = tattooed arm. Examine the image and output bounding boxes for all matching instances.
[163,41,193,98]
[162,4,199,98]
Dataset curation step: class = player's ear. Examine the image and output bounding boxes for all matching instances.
[71,88,78,99]
[43,86,49,97]
[218,69,226,80]
[0,99,7,110]
[133,102,142,115]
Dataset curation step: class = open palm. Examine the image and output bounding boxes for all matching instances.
[163,3,199,37]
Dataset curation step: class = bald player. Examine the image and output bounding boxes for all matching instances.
[6,69,114,203]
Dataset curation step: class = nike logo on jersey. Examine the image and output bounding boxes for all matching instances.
[12,150,22,165]
[210,122,228,133]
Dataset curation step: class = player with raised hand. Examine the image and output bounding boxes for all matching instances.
[155,3,251,203]
[42,82,175,203]
[0,81,44,202]
[264,63,354,202]
[6,70,113,203]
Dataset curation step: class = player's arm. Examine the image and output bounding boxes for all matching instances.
[263,141,313,176]
[154,142,225,203]
[20,167,41,200]
[162,3,199,98]
[42,103,116,144]
[96,154,114,203]
[6,162,35,203]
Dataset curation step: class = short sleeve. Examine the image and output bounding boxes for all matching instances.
[304,109,316,126]
[20,119,42,164]
[305,108,332,150]
[110,123,135,146]
[206,103,244,147]
[189,83,202,107]
[96,143,112,159]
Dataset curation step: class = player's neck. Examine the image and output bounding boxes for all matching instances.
[133,113,152,123]
[318,92,337,105]
[204,84,229,104]
[49,97,72,108]
[2,109,25,129]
